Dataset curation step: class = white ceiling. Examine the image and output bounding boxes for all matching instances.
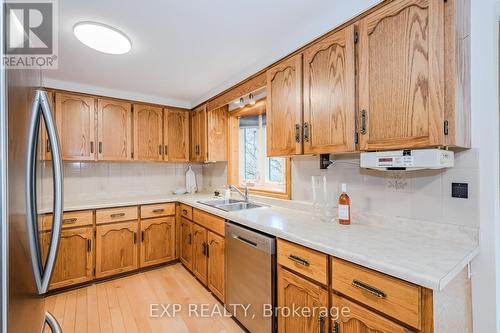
[43,0,380,108]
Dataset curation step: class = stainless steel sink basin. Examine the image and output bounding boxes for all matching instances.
[198,199,265,212]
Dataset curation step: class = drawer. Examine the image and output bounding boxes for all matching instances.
[331,257,421,329]
[141,203,175,219]
[192,209,224,236]
[180,204,193,220]
[96,206,138,225]
[277,239,328,285]
[41,210,93,231]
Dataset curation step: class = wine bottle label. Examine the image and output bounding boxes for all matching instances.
[338,205,349,220]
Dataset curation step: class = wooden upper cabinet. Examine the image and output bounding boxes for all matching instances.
[97,98,132,161]
[139,217,175,267]
[164,108,190,162]
[332,294,411,333]
[55,93,96,161]
[266,54,303,157]
[358,0,445,151]
[207,105,228,162]
[39,91,54,161]
[190,105,207,162]
[133,104,163,161]
[303,25,356,154]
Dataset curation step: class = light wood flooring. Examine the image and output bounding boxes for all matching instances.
[44,263,244,333]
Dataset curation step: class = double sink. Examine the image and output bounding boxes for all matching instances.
[198,199,264,212]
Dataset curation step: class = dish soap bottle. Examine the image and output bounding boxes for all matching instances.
[338,183,350,225]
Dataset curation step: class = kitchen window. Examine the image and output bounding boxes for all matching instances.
[228,99,290,199]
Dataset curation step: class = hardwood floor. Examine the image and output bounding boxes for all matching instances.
[44,263,244,333]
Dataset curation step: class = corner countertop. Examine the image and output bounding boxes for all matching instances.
[44,193,479,291]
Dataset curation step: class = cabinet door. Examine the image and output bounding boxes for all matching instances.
[164,108,189,161]
[190,105,207,162]
[358,0,444,150]
[191,223,208,285]
[303,25,356,154]
[207,106,228,162]
[277,266,328,333]
[207,232,225,301]
[139,217,175,267]
[97,98,132,160]
[331,294,412,333]
[133,104,163,161]
[266,54,303,156]
[95,221,138,278]
[39,91,54,161]
[55,93,96,161]
[190,111,198,161]
[180,217,193,270]
[41,227,93,290]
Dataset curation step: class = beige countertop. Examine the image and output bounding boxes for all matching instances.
[41,193,479,291]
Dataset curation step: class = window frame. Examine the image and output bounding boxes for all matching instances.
[228,99,291,200]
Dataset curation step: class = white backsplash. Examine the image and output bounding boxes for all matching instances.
[40,162,204,202]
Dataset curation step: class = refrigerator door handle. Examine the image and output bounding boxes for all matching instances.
[25,90,64,294]
[44,312,62,333]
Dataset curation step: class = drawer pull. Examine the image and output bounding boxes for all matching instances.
[352,279,386,298]
[62,218,77,224]
[288,255,310,267]
[182,209,188,215]
[110,213,125,218]
[152,208,165,213]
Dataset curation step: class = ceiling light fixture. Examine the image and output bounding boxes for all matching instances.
[73,22,131,55]
[248,93,256,105]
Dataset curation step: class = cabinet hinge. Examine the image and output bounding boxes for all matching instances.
[354,31,359,44]
[444,120,449,135]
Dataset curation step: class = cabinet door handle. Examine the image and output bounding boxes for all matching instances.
[332,321,339,333]
[159,144,163,155]
[318,313,325,333]
[133,232,137,244]
[62,218,77,224]
[152,208,164,213]
[90,141,94,154]
[295,124,301,143]
[351,279,386,298]
[288,254,310,266]
[46,139,51,153]
[164,145,168,156]
[110,213,125,218]
[98,141,103,154]
[87,239,91,252]
[188,234,192,245]
[360,110,367,135]
[303,122,310,142]
[141,230,145,242]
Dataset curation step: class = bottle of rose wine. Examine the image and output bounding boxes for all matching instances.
[338,183,350,225]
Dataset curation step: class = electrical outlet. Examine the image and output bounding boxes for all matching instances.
[452,183,468,198]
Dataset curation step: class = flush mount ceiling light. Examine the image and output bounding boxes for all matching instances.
[73,22,131,55]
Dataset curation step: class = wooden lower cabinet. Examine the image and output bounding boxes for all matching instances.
[41,227,94,290]
[207,231,225,301]
[140,217,175,267]
[192,223,208,284]
[331,294,413,333]
[95,221,138,278]
[180,217,193,270]
[277,266,329,333]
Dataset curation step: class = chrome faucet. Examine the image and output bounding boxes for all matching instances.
[230,185,249,202]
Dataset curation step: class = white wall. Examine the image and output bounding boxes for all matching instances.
[470,1,500,331]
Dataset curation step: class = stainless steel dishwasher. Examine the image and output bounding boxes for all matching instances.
[225,222,276,333]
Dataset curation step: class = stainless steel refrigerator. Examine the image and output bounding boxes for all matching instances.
[1,21,64,333]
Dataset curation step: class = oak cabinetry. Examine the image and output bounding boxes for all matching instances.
[303,25,356,154]
[41,226,94,290]
[39,91,54,161]
[331,294,413,333]
[95,206,138,225]
[139,217,176,267]
[192,223,208,284]
[140,202,175,219]
[40,210,93,231]
[95,220,139,278]
[266,54,303,156]
[133,104,163,161]
[97,98,132,160]
[277,266,329,333]
[357,0,444,150]
[180,217,193,270]
[164,108,190,161]
[206,105,228,161]
[190,104,207,162]
[207,232,225,301]
[55,93,96,161]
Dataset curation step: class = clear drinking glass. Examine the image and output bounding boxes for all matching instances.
[311,175,334,222]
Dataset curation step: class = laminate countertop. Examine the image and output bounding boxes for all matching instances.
[43,193,479,291]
